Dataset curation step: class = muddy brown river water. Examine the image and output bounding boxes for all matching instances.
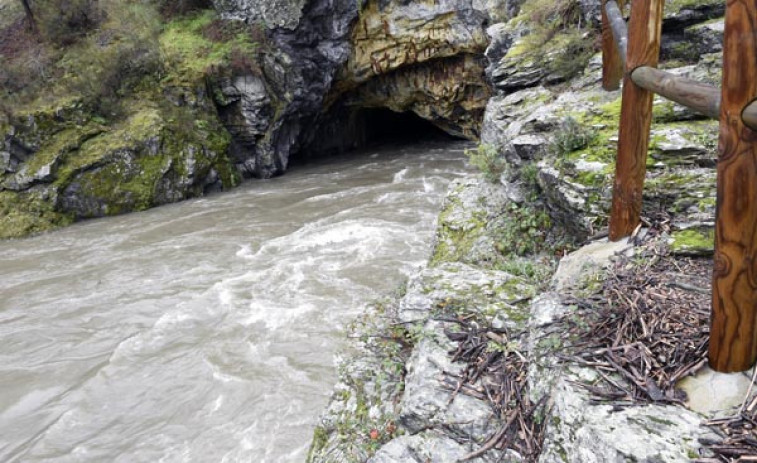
[0,141,471,462]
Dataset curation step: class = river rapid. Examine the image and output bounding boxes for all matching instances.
[0,141,471,462]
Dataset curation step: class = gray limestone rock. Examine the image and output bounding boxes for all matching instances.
[0,151,11,173]
[663,0,725,31]
[399,320,497,442]
[211,0,308,29]
[398,262,529,325]
[369,430,508,463]
[432,177,515,266]
[539,376,717,463]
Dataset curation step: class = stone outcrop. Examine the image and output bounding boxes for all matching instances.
[209,0,359,177]
[0,89,237,239]
[2,0,498,238]
[323,0,494,139]
[308,178,540,463]
[217,0,498,170]
[479,47,721,240]
[311,0,731,461]
[211,0,308,28]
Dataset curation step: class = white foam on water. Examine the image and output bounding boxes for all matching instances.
[393,167,409,182]
[0,141,471,463]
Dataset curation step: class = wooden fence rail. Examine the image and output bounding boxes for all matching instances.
[602,0,757,372]
[604,0,757,128]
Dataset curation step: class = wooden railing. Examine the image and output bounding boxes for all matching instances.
[601,0,757,372]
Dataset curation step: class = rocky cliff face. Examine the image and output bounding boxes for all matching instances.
[0,85,238,239]
[212,0,359,177]
[214,0,497,169]
[2,0,498,238]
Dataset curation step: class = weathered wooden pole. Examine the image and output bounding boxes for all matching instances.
[601,0,625,90]
[709,0,757,373]
[608,0,664,241]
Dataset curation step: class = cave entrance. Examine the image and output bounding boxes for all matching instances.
[359,107,457,146]
[293,106,461,165]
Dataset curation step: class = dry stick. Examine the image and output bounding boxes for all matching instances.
[740,367,757,414]
[669,281,709,294]
[458,409,519,462]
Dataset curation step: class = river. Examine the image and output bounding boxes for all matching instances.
[0,141,471,462]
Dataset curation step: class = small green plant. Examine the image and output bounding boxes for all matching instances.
[549,116,597,158]
[504,0,596,82]
[543,29,595,80]
[495,204,552,256]
[518,161,542,201]
[497,258,554,288]
[466,144,507,183]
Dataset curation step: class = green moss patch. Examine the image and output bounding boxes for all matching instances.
[670,228,714,255]
[0,190,73,239]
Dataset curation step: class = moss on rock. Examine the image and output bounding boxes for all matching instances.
[670,228,714,254]
[0,190,73,239]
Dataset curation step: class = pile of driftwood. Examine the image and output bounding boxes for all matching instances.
[562,244,711,404]
[440,318,546,462]
[702,398,757,462]
[564,230,757,461]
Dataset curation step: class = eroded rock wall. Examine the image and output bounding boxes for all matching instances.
[2,0,501,238]
[325,0,494,140]
[218,0,498,166]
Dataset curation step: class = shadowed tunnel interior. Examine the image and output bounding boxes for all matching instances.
[292,107,461,164]
[360,108,457,145]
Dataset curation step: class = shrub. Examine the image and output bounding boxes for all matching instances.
[495,203,552,256]
[465,144,507,183]
[507,0,598,83]
[58,1,163,117]
[36,0,104,45]
[543,30,596,80]
[548,116,596,157]
[152,0,213,19]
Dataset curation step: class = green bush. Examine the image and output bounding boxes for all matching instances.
[36,0,104,45]
[543,30,596,80]
[495,204,552,256]
[466,144,507,183]
[548,116,596,157]
[508,0,597,83]
[56,1,163,117]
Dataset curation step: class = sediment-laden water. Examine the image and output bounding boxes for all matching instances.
[0,141,471,462]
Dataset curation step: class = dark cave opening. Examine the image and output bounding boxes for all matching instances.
[359,107,457,146]
[292,106,461,165]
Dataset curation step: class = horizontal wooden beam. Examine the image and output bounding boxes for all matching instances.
[743,98,757,130]
[603,0,757,132]
[630,66,721,118]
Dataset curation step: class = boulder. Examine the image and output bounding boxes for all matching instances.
[369,431,507,463]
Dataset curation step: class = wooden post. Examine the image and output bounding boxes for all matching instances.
[601,0,625,90]
[709,0,757,373]
[608,0,664,241]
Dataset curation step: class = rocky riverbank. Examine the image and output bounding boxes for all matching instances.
[307,0,738,460]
